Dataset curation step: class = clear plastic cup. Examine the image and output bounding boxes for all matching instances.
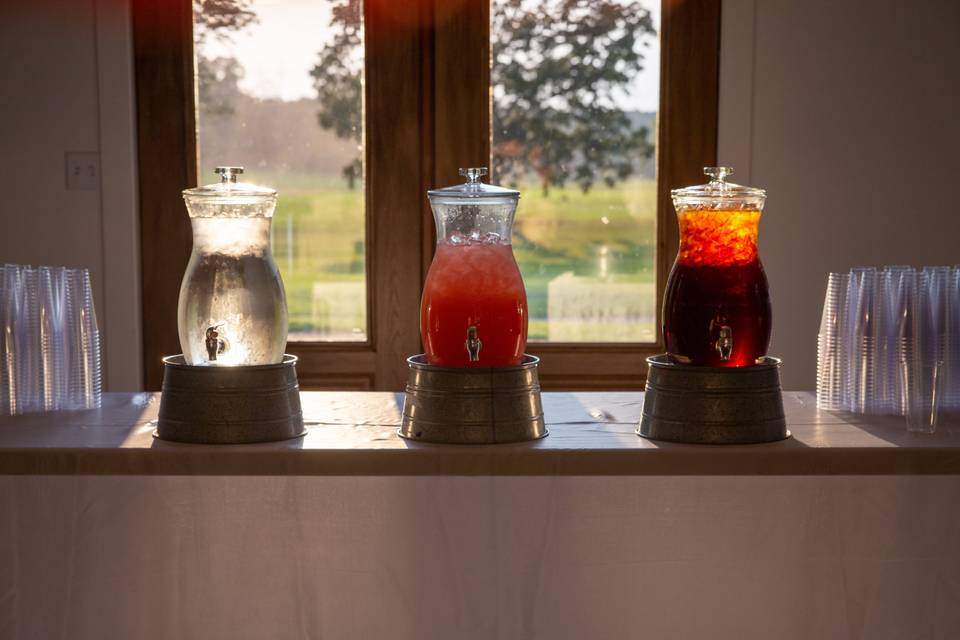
[848,268,881,413]
[875,267,918,414]
[65,269,101,410]
[0,265,18,415]
[4,264,29,415]
[942,267,960,411]
[37,266,69,411]
[921,267,951,361]
[901,359,941,434]
[17,267,42,413]
[889,269,919,416]
[821,264,956,423]
[817,273,849,410]
[0,264,101,414]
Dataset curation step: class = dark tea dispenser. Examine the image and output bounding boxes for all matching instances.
[638,167,788,444]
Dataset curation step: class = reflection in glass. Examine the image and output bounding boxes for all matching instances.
[193,0,366,341]
[492,0,660,342]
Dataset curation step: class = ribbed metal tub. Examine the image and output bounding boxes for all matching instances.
[399,354,547,444]
[157,354,305,444]
[638,354,788,444]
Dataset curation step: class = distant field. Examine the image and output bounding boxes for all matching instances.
[512,178,657,340]
[264,174,658,340]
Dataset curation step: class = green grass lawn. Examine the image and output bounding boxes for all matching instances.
[264,174,658,340]
[512,178,657,337]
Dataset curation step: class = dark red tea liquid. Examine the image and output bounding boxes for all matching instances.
[663,209,771,367]
[663,260,771,367]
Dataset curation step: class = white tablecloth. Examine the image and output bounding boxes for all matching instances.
[2,475,959,639]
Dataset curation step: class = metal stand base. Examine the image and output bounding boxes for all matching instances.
[156,355,305,445]
[399,355,547,444]
[638,354,789,445]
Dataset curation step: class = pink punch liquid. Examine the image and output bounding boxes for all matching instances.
[420,242,528,367]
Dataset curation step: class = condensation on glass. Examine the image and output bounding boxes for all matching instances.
[491,0,661,342]
[179,167,287,366]
[193,0,366,341]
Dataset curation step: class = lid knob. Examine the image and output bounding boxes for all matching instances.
[459,167,488,185]
[215,166,245,184]
[704,166,732,184]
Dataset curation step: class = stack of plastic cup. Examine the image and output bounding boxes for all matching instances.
[38,266,68,411]
[0,264,101,415]
[0,266,22,415]
[907,267,951,433]
[945,266,960,412]
[885,268,918,416]
[0,271,5,415]
[847,268,880,414]
[817,265,958,433]
[816,272,848,410]
[892,269,929,431]
[18,267,42,413]
[65,268,102,410]
[874,267,910,414]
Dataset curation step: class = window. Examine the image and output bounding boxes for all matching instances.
[491,0,660,343]
[133,0,719,390]
[194,0,367,342]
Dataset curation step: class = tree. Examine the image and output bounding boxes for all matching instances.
[493,0,656,195]
[193,0,257,116]
[310,0,363,189]
[194,0,256,41]
[312,0,656,195]
[197,55,245,117]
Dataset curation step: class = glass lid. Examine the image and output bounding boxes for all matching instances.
[183,167,277,217]
[671,167,766,210]
[428,167,520,205]
[183,167,276,200]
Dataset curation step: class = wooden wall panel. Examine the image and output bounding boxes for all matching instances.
[132,0,198,390]
[366,0,428,389]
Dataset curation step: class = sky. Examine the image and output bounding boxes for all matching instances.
[201,0,661,112]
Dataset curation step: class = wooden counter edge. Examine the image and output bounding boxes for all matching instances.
[1,446,959,476]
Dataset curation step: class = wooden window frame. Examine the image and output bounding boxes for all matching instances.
[132,0,719,391]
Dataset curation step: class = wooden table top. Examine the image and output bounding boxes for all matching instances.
[0,392,958,475]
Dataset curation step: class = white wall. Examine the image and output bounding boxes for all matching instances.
[2,0,958,391]
[719,0,960,388]
[0,0,142,391]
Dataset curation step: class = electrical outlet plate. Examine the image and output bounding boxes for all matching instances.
[65,151,100,191]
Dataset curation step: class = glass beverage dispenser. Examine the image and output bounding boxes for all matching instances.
[178,167,288,366]
[421,168,528,367]
[401,168,544,445]
[663,167,771,367]
[158,166,303,445]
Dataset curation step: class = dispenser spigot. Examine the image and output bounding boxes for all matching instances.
[465,325,482,362]
[716,325,733,361]
[205,323,230,362]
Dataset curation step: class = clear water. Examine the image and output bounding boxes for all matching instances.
[178,217,287,365]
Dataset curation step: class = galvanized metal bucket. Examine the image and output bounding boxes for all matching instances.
[157,354,305,444]
[399,354,547,444]
[638,354,788,444]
